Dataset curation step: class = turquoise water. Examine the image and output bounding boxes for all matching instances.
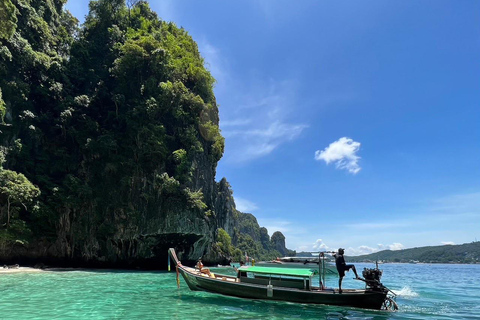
[1,263,479,319]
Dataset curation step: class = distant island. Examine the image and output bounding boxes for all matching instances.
[346,242,480,264]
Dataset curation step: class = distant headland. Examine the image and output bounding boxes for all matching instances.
[346,242,480,264]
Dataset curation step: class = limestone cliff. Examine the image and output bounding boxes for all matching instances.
[0,0,290,268]
[271,231,289,257]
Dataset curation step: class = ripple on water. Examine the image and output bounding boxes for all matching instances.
[0,264,479,319]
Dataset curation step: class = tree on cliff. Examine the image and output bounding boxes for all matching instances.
[0,165,40,228]
[0,0,18,40]
[0,0,288,266]
[0,0,226,265]
[0,0,71,246]
[215,228,233,256]
[0,152,39,244]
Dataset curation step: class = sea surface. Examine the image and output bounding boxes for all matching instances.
[0,263,479,319]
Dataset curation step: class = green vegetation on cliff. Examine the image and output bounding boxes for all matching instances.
[229,213,295,261]
[0,0,290,267]
[0,151,40,246]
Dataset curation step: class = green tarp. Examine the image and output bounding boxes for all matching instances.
[238,266,314,277]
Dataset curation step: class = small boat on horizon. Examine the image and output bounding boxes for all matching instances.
[168,248,397,310]
[256,256,338,275]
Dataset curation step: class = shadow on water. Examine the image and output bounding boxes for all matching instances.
[176,292,396,320]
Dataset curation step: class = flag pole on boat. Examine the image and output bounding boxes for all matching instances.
[319,252,323,289]
[319,252,327,289]
[322,252,326,289]
[168,252,171,272]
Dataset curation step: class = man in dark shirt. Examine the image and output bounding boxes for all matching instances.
[334,248,360,293]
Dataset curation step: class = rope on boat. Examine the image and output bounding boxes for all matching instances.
[176,265,180,288]
[168,248,181,289]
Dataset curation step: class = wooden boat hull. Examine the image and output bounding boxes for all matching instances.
[169,249,388,310]
[179,267,386,309]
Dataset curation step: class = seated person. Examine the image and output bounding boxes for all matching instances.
[196,258,211,276]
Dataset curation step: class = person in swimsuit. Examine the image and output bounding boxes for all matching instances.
[196,258,211,276]
[334,248,360,293]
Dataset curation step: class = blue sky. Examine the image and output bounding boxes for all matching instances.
[65,1,480,255]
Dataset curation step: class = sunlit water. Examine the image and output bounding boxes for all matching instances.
[1,263,479,319]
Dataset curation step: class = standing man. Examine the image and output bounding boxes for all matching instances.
[334,248,360,293]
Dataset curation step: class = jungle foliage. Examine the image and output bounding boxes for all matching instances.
[0,0,224,249]
[0,0,285,263]
[229,213,295,261]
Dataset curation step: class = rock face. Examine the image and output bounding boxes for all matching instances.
[235,213,262,242]
[271,231,289,257]
[0,172,239,268]
[0,155,286,268]
[214,178,237,236]
[0,0,291,269]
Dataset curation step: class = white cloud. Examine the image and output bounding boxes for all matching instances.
[352,245,378,255]
[195,41,308,164]
[345,243,405,256]
[346,222,408,230]
[241,142,277,160]
[441,241,455,245]
[429,192,480,216]
[221,79,308,163]
[315,137,361,174]
[224,121,307,161]
[245,121,307,140]
[287,191,480,253]
[312,239,329,251]
[197,38,227,84]
[234,197,258,212]
[221,118,252,127]
[386,243,405,251]
[290,238,404,256]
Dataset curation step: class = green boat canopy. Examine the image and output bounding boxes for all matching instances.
[238,266,315,278]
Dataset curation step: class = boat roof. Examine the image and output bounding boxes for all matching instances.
[238,266,314,277]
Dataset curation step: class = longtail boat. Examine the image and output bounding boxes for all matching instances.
[168,248,397,310]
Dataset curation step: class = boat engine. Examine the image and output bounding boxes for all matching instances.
[362,266,398,311]
[362,267,383,289]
